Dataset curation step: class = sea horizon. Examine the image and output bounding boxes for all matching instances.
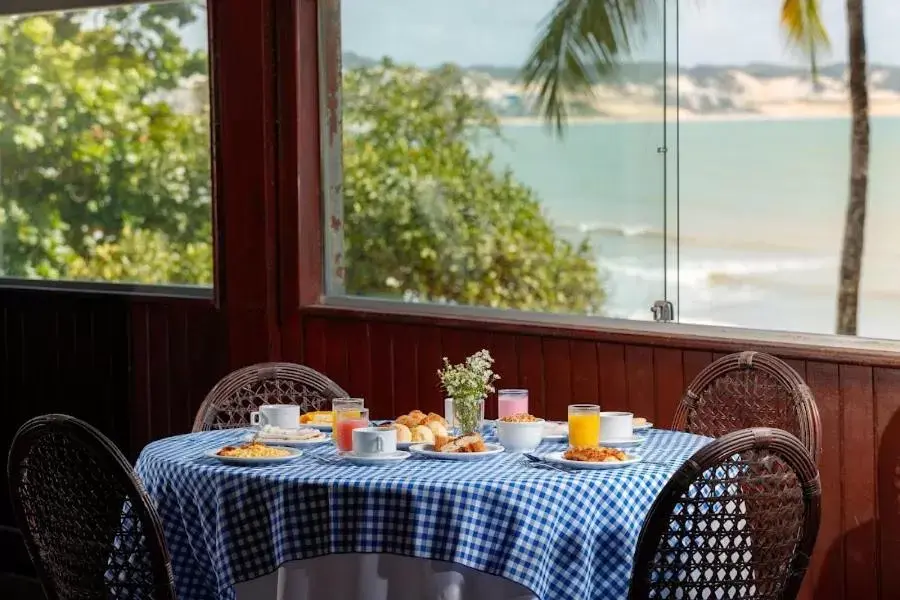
[483,116,900,339]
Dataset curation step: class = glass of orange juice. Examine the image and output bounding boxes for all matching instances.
[568,404,600,447]
[332,398,364,440]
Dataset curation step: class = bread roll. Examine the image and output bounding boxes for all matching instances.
[395,415,418,429]
[424,412,449,428]
[411,425,435,444]
[426,420,448,438]
[391,422,412,443]
[408,410,427,426]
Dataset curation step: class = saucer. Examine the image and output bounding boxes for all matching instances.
[599,436,646,448]
[338,450,411,465]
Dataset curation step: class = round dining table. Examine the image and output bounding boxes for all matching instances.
[135,427,710,600]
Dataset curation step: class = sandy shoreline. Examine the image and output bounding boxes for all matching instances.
[498,99,900,126]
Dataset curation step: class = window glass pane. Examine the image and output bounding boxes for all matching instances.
[675,2,893,338]
[331,0,667,319]
[0,1,211,287]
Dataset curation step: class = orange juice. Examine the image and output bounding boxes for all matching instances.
[568,409,600,447]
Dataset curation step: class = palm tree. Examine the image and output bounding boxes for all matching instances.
[837,0,869,335]
[523,0,869,335]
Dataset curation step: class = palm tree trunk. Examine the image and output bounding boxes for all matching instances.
[836,0,869,335]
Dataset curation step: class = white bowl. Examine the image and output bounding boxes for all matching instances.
[496,418,545,451]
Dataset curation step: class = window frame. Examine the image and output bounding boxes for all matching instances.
[0,0,217,300]
[308,0,900,358]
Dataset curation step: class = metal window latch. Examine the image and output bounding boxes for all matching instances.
[651,300,674,322]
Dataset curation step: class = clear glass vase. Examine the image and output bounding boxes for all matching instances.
[453,396,485,436]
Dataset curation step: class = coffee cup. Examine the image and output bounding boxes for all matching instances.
[599,411,633,442]
[250,404,300,429]
[352,426,397,456]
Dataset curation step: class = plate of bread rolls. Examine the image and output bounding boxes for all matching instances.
[389,410,451,449]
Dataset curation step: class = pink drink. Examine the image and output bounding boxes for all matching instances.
[336,417,369,451]
[498,389,529,418]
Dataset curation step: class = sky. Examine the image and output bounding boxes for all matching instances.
[334,0,900,67]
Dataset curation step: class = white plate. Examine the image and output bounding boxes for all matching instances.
[247,435,331,447]
[633,422,654,432]
[542,451,641,470]
[304,423,332,432]
[409,443,505,460]
[599,436,647,448]
[205,446,303,466]
[338,450,411,465]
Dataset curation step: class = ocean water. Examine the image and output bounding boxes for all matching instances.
[482,117,900,339]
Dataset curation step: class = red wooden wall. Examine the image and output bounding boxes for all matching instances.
[3,289,900,598]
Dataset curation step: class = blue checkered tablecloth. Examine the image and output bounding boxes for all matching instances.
[135,428,710,600]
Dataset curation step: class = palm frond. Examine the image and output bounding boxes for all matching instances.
[780,0,830,80]
[521,0,651,136]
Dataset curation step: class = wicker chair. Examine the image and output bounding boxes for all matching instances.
[630,427,821,600]
[7,414,176,600]
[673,351,822,462]
[192,362,349,432]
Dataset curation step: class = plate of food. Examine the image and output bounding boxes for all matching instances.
[389,410,451,449]
[206,442,303,466]
[632,417,653,432]
[248,425,330,447]
[542,421,568,441]
[542,446,641,470]
[299,411,333,432]
[409,434,504,460]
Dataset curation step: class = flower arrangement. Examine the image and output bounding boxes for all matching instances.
[438,350,500,435]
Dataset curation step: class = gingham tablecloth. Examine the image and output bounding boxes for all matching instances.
[135,428,710,600]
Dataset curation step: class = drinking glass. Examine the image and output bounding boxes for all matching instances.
[497,389,529,419]
[568,404,600,447]
[335,407,370,452]
[332,397,364,440]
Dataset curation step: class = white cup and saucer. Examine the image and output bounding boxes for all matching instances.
[341,426,410,465]
[250,405,300,430]
[599,411,646,448]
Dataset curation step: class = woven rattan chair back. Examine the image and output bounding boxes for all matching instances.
[192,362,349,432]
[7,414,175,600]
[673,351,822,462]
[629,427,821,600]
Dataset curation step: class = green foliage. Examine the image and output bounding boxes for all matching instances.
[0,5,211,283]
[0,8,604,315]
[342,61,605,313]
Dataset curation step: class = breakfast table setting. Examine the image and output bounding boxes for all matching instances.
[134,350,713,600]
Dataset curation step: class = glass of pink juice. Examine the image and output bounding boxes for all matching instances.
[498,389,529,418]
[331,398,364,440]
[335,407,369,452]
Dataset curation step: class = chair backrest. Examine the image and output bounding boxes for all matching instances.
[629,427,821,600]
[673,351,822,461]
[192,362,349,432]
[7,414,175,600]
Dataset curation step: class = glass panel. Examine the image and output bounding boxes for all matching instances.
[332,0,666,320]
[0,1,212,287]
[674,1,895,338]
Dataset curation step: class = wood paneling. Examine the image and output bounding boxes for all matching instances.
[298,308,900,600]
[6,286,900,599]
